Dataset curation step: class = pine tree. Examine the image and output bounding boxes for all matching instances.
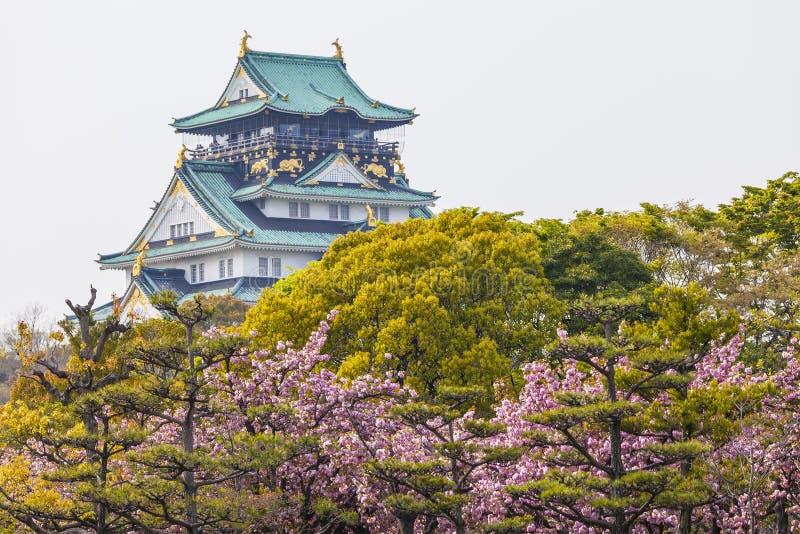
[0,287,137,532]
[105,292,251,532]
[496,296,709,534]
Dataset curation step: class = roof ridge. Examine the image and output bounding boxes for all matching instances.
[239,57,278,96]
[245,50,342,63]
[308,83,341,102]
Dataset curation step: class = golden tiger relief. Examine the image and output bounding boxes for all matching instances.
[249,159,269,174]
[278,158,304,173]
[362,163,387,178]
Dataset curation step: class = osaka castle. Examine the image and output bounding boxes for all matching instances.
[96,33,437,319]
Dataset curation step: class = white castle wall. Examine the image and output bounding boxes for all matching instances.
[149,192,215,242]
[257,198,411,223]
[125,248,322,287]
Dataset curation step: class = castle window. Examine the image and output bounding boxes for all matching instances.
[198,263,204,282]
[170,222,194,239]
[290,202,310,218]
[217,259,234,278]
[271,257,282,277]
[190,264,197,283]
[259,197,266,210]
[378,207,390,222]
[258,257,269,276]
[329,204,350,220]
[279,123,300,137]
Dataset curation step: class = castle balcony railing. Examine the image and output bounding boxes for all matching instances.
[187,133,399,162]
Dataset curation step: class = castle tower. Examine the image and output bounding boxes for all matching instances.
[96,34,437,319]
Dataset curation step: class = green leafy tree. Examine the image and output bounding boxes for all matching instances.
[535,220,652,301]
[245,208,563,401]
[719,171,800,257]
[565,203,721,289]
[628,283,739,354]
[714,173,800,362]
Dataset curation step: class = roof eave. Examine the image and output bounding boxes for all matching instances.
[100,236,332,270]
[99,238,239,270]
[238,187,436,206]
[234,238,329,253]
[264,103,415,123]
[174,52,416,127]
[171,101,268,131]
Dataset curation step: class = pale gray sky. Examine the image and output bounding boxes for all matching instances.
[1,1,798,323]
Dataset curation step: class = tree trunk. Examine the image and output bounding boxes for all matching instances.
[82,409,109,533]
[96,443,109,533]
[606,362,626,534]
[422,516,438,534]
[184,324,199,533]
[183,407,197,533]
[676,459,692,534]
[774,497,789,534]
[398,515,415,534]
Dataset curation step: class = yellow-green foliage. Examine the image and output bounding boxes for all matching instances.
[245,208,564,400]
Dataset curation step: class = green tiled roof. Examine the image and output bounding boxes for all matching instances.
[100,159,358,267]
[128,267,277,306]
[172,50,415,129]
[231,284,268,303]
[410,206,434,219]
[172,279,268,305]
[171,100,266,129]
[180,161,344,247]
[180,162,253,235]
[99,236,235,266]
[89,300,117,321]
